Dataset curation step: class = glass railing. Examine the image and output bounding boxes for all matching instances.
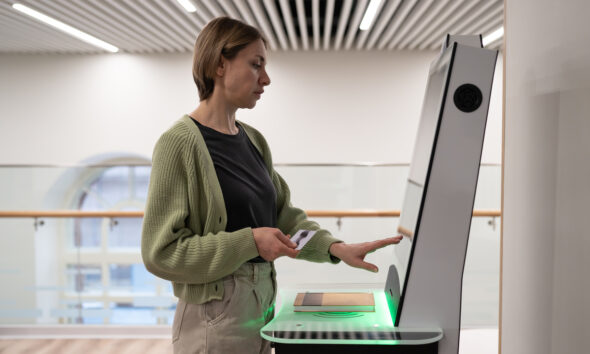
[0,163,500,330]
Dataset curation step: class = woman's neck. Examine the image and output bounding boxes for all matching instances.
[189,96,239,135]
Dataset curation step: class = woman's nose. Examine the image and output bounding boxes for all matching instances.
[260,69,271,86]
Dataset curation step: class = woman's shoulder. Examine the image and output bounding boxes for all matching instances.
[153,116,200,153]
[159,116,200,142]
[237,120,268,147]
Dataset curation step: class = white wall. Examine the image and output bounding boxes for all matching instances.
[0,50,503,165]
[0,47,504,327]
[503,0,590,353]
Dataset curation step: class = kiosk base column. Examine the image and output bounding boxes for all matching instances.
[274,342,438,353]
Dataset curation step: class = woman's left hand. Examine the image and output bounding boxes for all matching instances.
[328,236,403,273]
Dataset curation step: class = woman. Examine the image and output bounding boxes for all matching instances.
[141,17,402,354]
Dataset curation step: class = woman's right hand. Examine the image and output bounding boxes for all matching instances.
[252,227,299,261]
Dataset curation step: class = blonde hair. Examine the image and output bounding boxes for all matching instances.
[192,17,267,101]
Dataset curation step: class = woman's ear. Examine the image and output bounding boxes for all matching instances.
[216,57,226,77]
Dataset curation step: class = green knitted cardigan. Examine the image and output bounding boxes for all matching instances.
[141,115,342,304]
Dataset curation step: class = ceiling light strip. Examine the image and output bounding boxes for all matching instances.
[0,14,84,52]
[479,17,504,36]
[427,14,501,51]
[154,0,200,45]
[14,0,116,52]
[176,0,196,13]
[356,0,385,49]
[51,0,141,53]
[12,3,118,52]
[0,0,505,54]
[359,0,382,31]
[0,4,92,50]
[482,25,503,47]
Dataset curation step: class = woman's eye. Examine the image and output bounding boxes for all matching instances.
[252,63,261,69]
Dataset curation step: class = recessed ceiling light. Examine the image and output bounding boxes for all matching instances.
[482,27,504,47]
[360,0,383,31]
[176,0,197,13]
[12,3,119,53]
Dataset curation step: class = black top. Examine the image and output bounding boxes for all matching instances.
[193,118,277,262]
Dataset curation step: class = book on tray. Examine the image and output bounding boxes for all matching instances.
[293,292,375,312]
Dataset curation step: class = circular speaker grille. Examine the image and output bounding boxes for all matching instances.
[453,83,483,113]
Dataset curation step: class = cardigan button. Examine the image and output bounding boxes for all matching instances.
[219,217,222,223]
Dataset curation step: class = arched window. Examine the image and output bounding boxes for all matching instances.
[59,163,174,325]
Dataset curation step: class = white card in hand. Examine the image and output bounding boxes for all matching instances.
[290,230,317,250]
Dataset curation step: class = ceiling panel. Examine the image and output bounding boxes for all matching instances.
[0,0,503,54]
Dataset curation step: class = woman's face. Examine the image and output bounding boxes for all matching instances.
[217,39,271,109]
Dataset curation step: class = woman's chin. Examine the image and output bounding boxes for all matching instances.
[242,101,258,109]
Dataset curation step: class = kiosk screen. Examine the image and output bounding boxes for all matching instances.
[395,47,455,293]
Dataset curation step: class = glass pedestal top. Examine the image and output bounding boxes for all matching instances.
[261,289,442,345]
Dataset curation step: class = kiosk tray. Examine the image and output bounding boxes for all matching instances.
[261,289,442,353]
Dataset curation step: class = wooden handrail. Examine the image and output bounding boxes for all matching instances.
[0,210,501,218]
[0,211,144,218]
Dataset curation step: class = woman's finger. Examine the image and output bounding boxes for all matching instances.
[356,260,378,273]
[374,236,403,249]
[277,231,297,248]
[280,244,299,258]
[363,236,403,254]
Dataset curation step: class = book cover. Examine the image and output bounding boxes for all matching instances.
[293,292,375,312]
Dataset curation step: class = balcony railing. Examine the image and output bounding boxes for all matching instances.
[0,163,501,331]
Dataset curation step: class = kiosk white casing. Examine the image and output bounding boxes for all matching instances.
[394,36,498,354]
[262,35,498,354]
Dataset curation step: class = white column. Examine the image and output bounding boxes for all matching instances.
[503,1,590,353]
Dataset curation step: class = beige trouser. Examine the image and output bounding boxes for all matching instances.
[172,262,276,354]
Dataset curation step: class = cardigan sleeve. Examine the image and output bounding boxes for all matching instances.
[141,130,259,284]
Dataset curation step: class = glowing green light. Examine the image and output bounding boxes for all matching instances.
[242,303,276,330]
[261,289,441,345]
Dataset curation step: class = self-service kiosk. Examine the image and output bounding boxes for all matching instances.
[261,35,498,354]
